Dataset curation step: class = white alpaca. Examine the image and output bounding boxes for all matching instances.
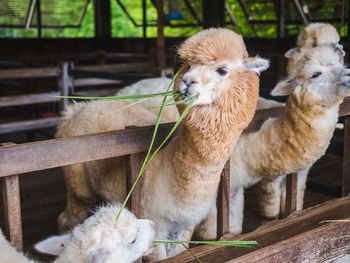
[57,28,267,261]
[195,44,350,239]
[0,204,155,263]
[254,23,346,219]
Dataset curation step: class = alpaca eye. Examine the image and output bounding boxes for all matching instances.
[311,72,322,79]
[129,237,137,245]
[216,67,228,76]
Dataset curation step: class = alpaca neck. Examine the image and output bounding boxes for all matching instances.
[170,113,241,201]
[254,91,340,177]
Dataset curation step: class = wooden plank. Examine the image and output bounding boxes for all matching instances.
[0,123,175,177]
[244,106,285,133]
[156,0,166,68]
[159,195,350,263]
[229,219,350,263]
[74,88,121,97]
[58,62,72,110]
[125,153,143,218]
[0,98,349,176]
[216,160,230,239]
[0,67,59,79]
[75,62,153,73]
[0,92,60,107]
[343,115,350,196]
[339,97,350,116]
[1,143,23,251]
[283,173,298,217]
[2,175,23,251]
[73,78,122,87]
[0,117,59,134]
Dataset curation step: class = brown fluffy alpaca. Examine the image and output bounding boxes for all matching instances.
[57,28,263,261]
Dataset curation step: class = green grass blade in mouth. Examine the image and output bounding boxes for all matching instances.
[51,90,178,101]
[141,96,196,174]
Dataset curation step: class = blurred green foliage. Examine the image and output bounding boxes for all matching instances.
[0,0,347,38]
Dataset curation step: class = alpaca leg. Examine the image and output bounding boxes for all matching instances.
[229,187,244,234]
[280,168,309,215]
[296,168,309,210]
[166,227,195,258]
[194,202,217,240]
[254,176,283,219]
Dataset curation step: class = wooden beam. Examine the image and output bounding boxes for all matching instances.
[202,0,225,28]
[283,173,298,217]
[343,115,350,196]
[0,123,175,177]
[25,0,37,29]
[1,143,23,251]
[0,117,59,135]
[74,62,153,73]
[1,98,350,176]
[0,67,59,79]
[225,2,237,25]
[0,92,60,108]
[229,219,350,263]
[277,0,286,38]
[93,0,111,38]
[73,88,121,97]
[216,160,230,239]
[159,195,350,263]
[58,62,72,111]
[292,0,308,25]
[125,153,143,218]
[73,78,122,87]
[156,0,166,68]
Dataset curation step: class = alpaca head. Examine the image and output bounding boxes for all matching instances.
[35,204,155,263]
[272,45,350,107]
[175,28,269,107]
[285,23,344,59]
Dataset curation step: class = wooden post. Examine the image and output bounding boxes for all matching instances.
[216,159,230,240]
[58,62,72,111]
[277,0,285,38]
[93,0,111,39]
[1,143,23,251]
[203,0,225,28]
[156,0,166,68]
[342,115,350,196]
[142,0,147,39]
[284,173,298,217]
[125,153,143,218]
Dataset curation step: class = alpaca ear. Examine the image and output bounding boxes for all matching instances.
[284,48,299,58]
[34,233,71,256]
[335,43,346,58]
[271,78,296,96]
[243,56,270,75]
[88,248,111,263]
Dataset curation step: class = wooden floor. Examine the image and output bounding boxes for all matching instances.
[0,132,343,261]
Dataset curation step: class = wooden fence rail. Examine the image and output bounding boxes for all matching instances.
[1,96,350,259]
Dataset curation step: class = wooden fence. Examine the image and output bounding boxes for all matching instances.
[0,97,350,261]
[0,60,155,135]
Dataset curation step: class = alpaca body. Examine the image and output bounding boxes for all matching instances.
[58,28,264,261]
[0,204,154,263]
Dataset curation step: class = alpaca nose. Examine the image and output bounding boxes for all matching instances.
[179,79,197,96]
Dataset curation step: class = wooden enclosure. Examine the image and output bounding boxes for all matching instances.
[1,96,350,262]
